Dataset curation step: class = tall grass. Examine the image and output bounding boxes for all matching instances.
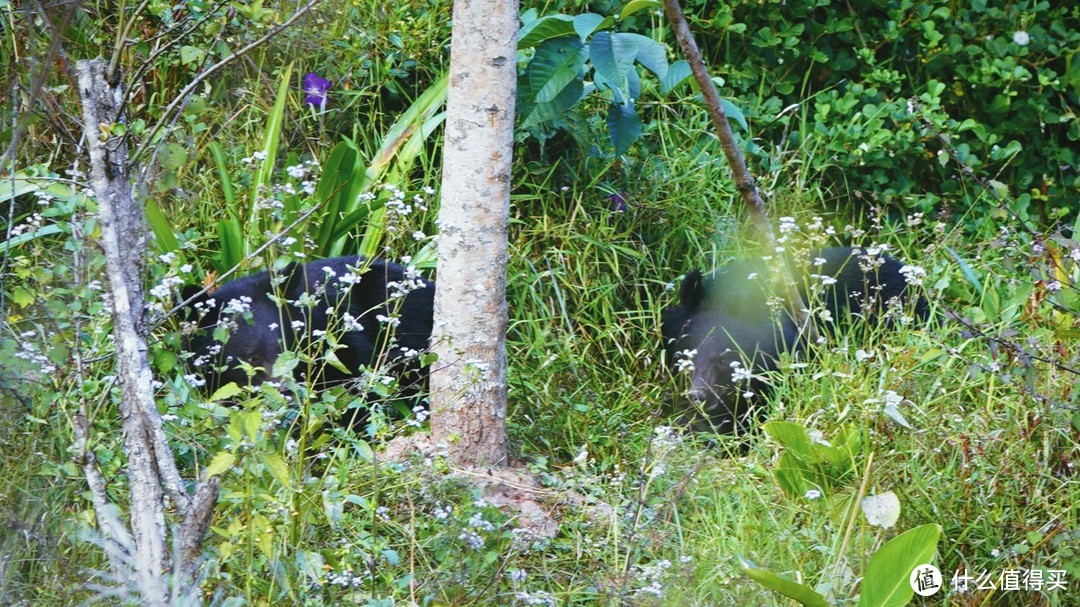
[2,0,1078,605]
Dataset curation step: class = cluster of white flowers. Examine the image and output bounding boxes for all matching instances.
[240,150,269,166]
[729,360,754,383]
[339,311,365,332]
[325,568,365,588]
[406,404,429,428]
[432,502,453,521]
[285,164,308,180]
[252,194,284,213]
[651,425,682,450]
[387,263,427,300]
[674,349,696,373]
[507,568,527,584]
[632,559,673,598]
[458,529,484,550]
[512,591,555,606]
[13,332,57,376]
[375,313,400,328]
[855,244,889,273]
[148,275,185,302]
[7,211,45,238]
[222,295,253,315]
[899,264,928,286]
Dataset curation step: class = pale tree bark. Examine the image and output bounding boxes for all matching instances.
[430,0,518,466]
[78,59,167,605]
[76,58,218,602]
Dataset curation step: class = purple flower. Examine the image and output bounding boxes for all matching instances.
[608,191,628,213]
[302,73,331,110]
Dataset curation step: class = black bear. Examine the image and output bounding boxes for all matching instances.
[180,256,434,426]
[661,246,927,434]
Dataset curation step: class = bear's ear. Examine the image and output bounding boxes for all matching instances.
[178,285,214,322]
[180,285,204,305]
[679,269,708,312]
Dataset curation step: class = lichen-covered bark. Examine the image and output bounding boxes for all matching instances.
[77,59,218,601]
[77,58,168,606]
[430,0,518,466]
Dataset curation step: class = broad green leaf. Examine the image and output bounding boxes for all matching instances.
[273,350,300,378]
[248,63,293,240]
[242,409,262,444]
[519,38,586,129]
[660,60,692,93]
[862,491,901,529]
[324,350,352,375]
[180,45,205,66]
[145,199,180,253]
[593,69,626,104]
[620,0,661,20]
[209,381,243,402]
[857,524,941,607]
[763,421,815,460]
[11,287,34,307]
[987,179,1009,198]
[295,551,326,582]
[518,14,576,49]
[226,412,243,446]
[741,558,830,607]
[626,62,642,101]
[259,453,291,488]
[336,73,447,257]
[572,13,605,40]
[251,512,275,560]
[0,224,64,253]
[158,143,188,172]
[590,31,639,96]
[206,451,236,478]
[607,102,642,155]
[1065,51,1080,98]
[772,451,814,498]
[352,438,375,462]
[0,171,72,202]
[721,98,748,131]
[313,141,363,254]
[624,33,668,79]
[323,491,344,527]
[529,37,587,104]
[537,55,587,104]
[216,216,243,272]
[883,403,913,429]
[381,549,401,567]
[946,246,982,295]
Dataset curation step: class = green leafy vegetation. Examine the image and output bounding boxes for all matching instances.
[2,0,1078,605]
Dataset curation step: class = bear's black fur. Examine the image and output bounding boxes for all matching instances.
[180,256,434,425]
[661,246,927,434]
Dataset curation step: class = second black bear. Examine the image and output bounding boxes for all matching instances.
[661,246,927,434]
[180,256,434,426]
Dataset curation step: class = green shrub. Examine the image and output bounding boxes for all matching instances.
[676,0,1079,226]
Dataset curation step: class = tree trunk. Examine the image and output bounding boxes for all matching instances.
[77,58,168,606]
[77,58,219,600]
[429,0,518,466]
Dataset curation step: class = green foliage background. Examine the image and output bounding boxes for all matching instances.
[1,0,1078,605]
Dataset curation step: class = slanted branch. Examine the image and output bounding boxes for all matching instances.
[76,58,218,600]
